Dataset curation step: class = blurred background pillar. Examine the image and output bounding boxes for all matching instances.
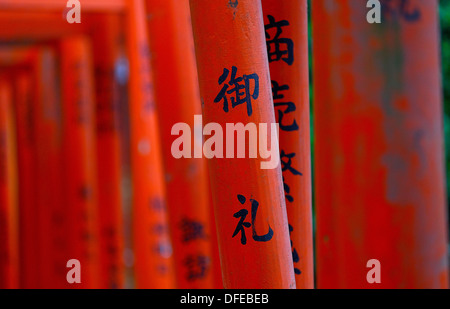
[145,0,220,289]
[90,14,126,289]
[312,0,449,288]
[0,78,19,289]
[60,36,100,289]
[13,71,37,289]
[126,0,176,288]
[32,47,66,288]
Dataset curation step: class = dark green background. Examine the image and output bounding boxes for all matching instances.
[441,0,450,206]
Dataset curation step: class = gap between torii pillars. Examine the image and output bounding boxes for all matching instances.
[261,0,314,289]
[312,0,449,288]
[189,0,296,289]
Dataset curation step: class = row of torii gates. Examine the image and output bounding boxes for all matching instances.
[0,0,448,289]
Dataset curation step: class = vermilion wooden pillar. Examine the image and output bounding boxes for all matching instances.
[190,0,296,289]
[145,0,219,288]
[0,78,19,289]
[312,0,449,288]
[13,71,39,288]
[1,47,61,288]
[126,0,175,288]
[60,37,100,289]
[261,0,314,289]
[32,47,66,288]
[90,14,126,289]
[206,176,223,289]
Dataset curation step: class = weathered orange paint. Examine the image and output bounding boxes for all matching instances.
[0,78,19,289]
[126,0,175,288]
[261,0,314,289]
[312,0,449,288]
[190,0,296,289]
[60,37,100,289]
[90,14,126,289]
[145,0,219,289]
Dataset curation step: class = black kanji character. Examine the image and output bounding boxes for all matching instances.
[214,66,259,116]
[232,194,274,245]
[283,176,294,203]
[179,218,208,243]
[232,209,252,245]
[272,80,299,132]
[382,0,420,22]
[183,254,210,281]
[228,0,238,8]
[265,15,294,65]
[289,224,301,275]
[280,151,302,176]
